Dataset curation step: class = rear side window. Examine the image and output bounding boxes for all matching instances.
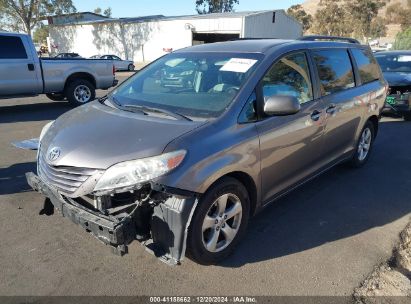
[312,49,355,96]
[0,35,28,59]
[351,48,380,84]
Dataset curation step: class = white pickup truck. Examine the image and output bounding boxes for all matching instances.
[0,32,118,105]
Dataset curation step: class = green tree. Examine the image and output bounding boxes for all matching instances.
[0,0,76,35]
[312,0,351,36]
[94,7,112,17]
[346,0,387,42]
[287,4,313,32]
[33,23,49,43]
[196,0,239,14]
[393,27,411,50]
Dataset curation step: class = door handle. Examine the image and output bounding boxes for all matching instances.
[326,104,336,114]
[311,110,322,121]
[27,63,35,71]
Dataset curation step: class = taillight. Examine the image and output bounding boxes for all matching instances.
[113,65,115,75]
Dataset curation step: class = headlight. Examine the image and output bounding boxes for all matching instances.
[39,121,54,141]
[94,150,186,192]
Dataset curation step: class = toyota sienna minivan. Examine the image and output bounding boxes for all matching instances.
[27,36,387,265]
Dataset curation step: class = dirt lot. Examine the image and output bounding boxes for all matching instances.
[1,73,411,297]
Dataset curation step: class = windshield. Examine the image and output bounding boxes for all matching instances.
[375,53,411,73]
[110,52,263,120]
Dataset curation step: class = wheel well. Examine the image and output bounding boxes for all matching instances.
[368,115,379,137]
[213,171,258,217]
[64,73,96,90]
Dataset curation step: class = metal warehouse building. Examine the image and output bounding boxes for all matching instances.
[48,10,302,65]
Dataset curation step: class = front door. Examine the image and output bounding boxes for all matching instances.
[256,51,327,203]
[0,35,42,97]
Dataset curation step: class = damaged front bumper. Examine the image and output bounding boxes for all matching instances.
[26,172,198,265]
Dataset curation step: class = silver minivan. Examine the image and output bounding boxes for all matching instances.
[27,37,387,265]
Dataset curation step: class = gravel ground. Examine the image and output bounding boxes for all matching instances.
[354,223,411,303]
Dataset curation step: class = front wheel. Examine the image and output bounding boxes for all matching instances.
[128,64,135,71]
[348,121,375,168]
[403,112,411,121]
[187,177,250,265]
[65,79,96,106]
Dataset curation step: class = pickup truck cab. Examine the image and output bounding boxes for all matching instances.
[0,32,118,105]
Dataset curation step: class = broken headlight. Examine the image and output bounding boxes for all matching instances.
[93,150,186,192]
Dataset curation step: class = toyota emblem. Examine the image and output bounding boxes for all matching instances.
[48,147,61,162]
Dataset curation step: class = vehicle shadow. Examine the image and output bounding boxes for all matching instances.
[0,102,72,124]
[0,162,36,195]
[222,119,411,267]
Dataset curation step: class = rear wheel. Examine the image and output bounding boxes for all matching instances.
[187,177,250,265]
[65,79,95,106]
[348,121,375,168]
[46,93,66,101]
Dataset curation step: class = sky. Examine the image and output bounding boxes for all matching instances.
[73,0,305,18]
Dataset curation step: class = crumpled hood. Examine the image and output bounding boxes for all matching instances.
[40,101,203,169]
[383,72,411,87]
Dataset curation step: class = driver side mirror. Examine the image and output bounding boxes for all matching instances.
[263,95,301,116]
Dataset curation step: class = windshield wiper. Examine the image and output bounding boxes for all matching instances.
[107,97,148,115]
[121,104,192,121]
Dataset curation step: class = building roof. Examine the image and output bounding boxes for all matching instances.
[49,11,108,19]
[50,10,285,26]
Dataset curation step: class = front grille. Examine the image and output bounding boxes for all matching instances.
[38,152,98,195]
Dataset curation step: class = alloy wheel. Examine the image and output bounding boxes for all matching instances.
[358,127,372,161]
[201,193,242,253]
[73,85,92,103]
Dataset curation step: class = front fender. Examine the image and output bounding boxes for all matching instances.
[159,123,261,197]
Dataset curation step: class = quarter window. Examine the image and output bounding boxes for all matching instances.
[262,52,313,104]
[312,49,355,96]
[351,48,380,84]
[0,36,27,59]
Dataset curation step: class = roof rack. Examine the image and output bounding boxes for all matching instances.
[299,35,360,44]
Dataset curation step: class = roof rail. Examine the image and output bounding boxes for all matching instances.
[299,35,360,44]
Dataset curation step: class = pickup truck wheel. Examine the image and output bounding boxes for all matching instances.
[348,121,375,168]
[46,93,66,101]
[128,64,135,71]
[187,177,250,265]
[65,79,95,106]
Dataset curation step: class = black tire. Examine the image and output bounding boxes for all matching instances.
[404,112,411,121]
[348,120,375,168]
[187,177,250,265]
[65,79,96,106]
[46,93,66,101]
[128,64,135,71]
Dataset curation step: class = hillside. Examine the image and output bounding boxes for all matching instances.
[300,0,407,42]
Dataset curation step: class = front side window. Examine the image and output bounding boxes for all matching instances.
[312,49,355,96]
[351,48,380,84]
[262,52,313,104]
[0,36,27,59]
[111,52,262,120]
